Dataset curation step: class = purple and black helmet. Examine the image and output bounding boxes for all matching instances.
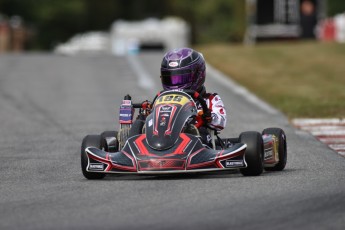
[160,48,206,92]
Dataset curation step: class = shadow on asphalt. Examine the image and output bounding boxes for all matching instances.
[104,170,240,181]
[80,168,298,181]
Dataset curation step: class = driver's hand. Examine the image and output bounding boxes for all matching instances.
[199,109,212,124]
[141,101,152,116]
[141,101,151,110]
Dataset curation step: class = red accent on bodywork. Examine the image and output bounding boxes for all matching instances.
[186,148,216,169]
[138,159,186,171]
[153,105,177,136]
[119,120,133,124]
[215,149,246,168]
[134,134,151,156]
[186,147,246,169]
[164,106,177,136]
[173,133,191,154]
[87,150,137,172]
[88,153,112,171]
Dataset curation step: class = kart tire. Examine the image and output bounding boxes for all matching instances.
[262,128,287,171]
[81,135,106,180]
[239,131,264,176]
[101,131,119,152]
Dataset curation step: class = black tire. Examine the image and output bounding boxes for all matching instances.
[262,128,287,171]
[81,135,106,180]
[100,131,119,152]
[239,131,264,176]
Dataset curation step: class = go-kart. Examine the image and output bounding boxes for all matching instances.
[81,90,287,179]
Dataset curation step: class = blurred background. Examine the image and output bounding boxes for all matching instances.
[0,0,344,53]
[0,0,344,118]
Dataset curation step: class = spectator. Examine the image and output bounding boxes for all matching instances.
[0,14,10,52]
[300,0,317,39]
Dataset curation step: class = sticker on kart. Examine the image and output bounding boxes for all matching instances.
[154,94,190,106]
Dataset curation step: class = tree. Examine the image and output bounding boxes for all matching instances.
[0,0,246,49]
[327,0,345,16]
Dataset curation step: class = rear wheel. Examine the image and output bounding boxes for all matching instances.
[81,135,106,180]
[239,131,264,176]
[262,128,287,171]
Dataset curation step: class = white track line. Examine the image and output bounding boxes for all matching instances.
[207,63,279,115]
[127,55,156,90]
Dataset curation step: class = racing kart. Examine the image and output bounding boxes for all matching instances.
[81,90,287,179]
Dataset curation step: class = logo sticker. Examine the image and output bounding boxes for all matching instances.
[122,100,132,105]
[155,94,190,106]
[160,117,166,126]
[264,148,273,160]
[169,61,178,67]
[225,160,244,168]
[161,106,172,111]
[89,163,104,171]
[148,119,153,127]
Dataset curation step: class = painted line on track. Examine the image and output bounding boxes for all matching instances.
[292,118,345,157]
[126,55,156,91]
[206,63,279,115]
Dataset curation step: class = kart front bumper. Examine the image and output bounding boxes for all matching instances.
[85,143,247,174]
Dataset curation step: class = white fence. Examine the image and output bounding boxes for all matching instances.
[110,17,190,55]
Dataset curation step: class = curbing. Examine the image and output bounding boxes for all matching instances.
[292,118,345,157]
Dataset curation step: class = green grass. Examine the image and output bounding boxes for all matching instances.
[197,41,345,118]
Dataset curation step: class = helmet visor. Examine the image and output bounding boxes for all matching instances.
[161,74,193,86]
[161,70,194,87]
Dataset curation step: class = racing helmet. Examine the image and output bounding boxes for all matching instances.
[160,48,206,92]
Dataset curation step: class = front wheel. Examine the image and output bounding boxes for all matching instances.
[81,135,106,180]
[262,128,287,171]
[100,131,119,152]
[239,131,264,176]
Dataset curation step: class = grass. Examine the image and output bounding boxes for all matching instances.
[197,41,345,118]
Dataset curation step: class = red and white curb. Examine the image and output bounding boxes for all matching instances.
[292,118,345,157]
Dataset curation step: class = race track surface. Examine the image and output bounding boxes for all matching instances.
[0,52,344,230]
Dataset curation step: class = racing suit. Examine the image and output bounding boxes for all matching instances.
[203,93,227,131]
[196,92,227,146]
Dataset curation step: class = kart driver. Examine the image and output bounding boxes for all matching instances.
[160,47,227,143]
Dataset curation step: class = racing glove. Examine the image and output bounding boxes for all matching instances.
[195,109,212,128]
[202,109,213,124]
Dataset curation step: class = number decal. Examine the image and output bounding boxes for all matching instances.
[164,95,174,102]
[155,94,189,106]
[173,96,182,102]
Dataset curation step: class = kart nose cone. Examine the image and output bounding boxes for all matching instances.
[138,159,186,171]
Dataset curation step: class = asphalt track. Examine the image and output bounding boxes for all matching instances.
[0,52,344,230]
